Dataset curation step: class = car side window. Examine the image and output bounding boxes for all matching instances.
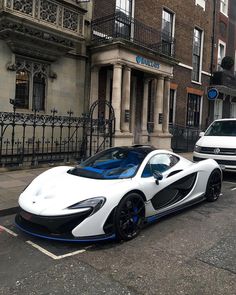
[141,154,179,178]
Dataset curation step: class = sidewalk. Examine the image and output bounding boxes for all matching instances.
[0,152,193,214]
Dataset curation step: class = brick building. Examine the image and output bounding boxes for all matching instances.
[90,0,215,149]
[209,0,236,120]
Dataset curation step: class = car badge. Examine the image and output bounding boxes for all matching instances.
[213,148,220,154]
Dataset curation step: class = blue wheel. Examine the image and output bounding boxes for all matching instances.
[115,193,145,241]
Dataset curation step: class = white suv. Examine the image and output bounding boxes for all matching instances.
[193,118,236,171]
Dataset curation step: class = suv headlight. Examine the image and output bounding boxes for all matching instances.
[68,197,106,214]
[194,145,201,152]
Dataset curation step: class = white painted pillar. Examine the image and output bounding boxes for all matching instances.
[112,63,123,133]
[121,66,131,132]
[141,78,149,134]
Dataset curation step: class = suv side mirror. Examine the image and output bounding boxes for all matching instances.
[199,131,205,137]
[153,171,163,185]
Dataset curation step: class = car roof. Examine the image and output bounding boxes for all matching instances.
[214,118,236,122]
[118,145,156,155]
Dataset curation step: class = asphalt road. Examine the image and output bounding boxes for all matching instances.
[0,174,235,295]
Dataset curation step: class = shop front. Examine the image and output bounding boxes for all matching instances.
[90,41,175,149]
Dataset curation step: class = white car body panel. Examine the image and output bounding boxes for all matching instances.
[193,118,236,171]
[17,147,222,240]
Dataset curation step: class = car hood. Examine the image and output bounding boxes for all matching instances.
[19,166,129,215]
[197,136,236,148]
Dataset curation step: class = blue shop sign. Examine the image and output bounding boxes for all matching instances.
[136,56,160,69]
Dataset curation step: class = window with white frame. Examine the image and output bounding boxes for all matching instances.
[195,0,206,11]
[192,28,203,82]
[116,0,132,15]
[161,8,174,55]
[220,0,228,16]
[115,0,133,38]
[217,40,226,70]
[214,99,223,120]
[15,58,48,111]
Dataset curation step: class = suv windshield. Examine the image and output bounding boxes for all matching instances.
[68,147,152,179]
[205,120,236,136]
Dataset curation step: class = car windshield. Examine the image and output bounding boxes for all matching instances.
[68,147,152,179]
[204,120,236,136]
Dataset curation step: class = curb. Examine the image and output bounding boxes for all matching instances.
[0,206,20,217]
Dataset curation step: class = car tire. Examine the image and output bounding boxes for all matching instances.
[205,169,222,202]
[114,193,145,241]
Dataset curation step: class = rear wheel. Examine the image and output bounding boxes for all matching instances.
[205,169,222,202]
[114,193,145,241]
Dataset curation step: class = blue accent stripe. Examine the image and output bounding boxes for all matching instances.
[15,222,116,243]
[146,215,158,223]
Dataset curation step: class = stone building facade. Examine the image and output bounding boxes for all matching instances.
[0,0,92,116]
[90,0,214,149]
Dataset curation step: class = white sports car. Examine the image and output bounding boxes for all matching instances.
[15,145,222,242]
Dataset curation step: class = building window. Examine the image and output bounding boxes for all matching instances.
[15,70,30,109]
[186,93,201,127]
[15,59,48,111]
[195,0,206,11]
[116,0,132,15]
[217,40,226,70]
[192,28,203,82]
[161,9,174,55]
[115,0,133,38]
[32,73,46,111]
[169,89,176,124]
[220,0,228,16]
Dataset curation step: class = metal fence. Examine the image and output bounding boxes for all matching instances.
[0,101,115,167]
[169,124,201,152]
[92,12,175,58]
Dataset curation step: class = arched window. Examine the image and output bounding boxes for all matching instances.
[14,58,48,111]
[33,73,46,111]
[15,70,29,108]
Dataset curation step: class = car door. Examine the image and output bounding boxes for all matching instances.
[139,153,197,213]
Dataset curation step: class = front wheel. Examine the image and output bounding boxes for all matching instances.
[114,193,145,241]
[205,169,222,202]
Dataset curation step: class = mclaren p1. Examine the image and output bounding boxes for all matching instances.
[15,145,222,242]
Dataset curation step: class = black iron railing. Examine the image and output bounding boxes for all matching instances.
[92,12,175,58]
[169,124,201,152]
[0,101,115,167]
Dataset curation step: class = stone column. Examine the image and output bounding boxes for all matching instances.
[121,66,131,133]
[112,63,123,133]
[139,78,149,144]
[162,77,171,134]
[153,75,164,134]
[90,66,99,106]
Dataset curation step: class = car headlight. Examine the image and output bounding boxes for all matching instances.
[68,197,106,214]
[194,145,201,152]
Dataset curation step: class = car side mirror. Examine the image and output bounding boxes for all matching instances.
[199,131,205,137]
[153,171,163,185]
